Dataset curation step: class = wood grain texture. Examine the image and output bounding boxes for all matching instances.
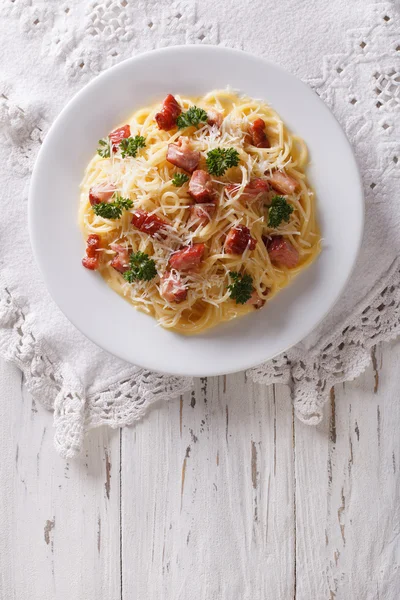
[0,361,121,600]
[295,343,400,600]
[0,341,399,599]
[121,375,295,599]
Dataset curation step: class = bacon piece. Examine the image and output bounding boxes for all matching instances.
[267,170,298,195]
[225,178,270,204]
[166,137,200,173]
[82,234,101,270]
[224,225,256,254]
[189,203,216,227]
[155,94,182,130]
[131,209,168,238]
[82,257,98,270]
[248,118,270,148]
[207,108,223,128]
[110,243,130,274]
[109,125,131,151]
[242,178,270,200]
[169,243,205,271]
[89,182,116,205]
[247,290,267,309]
[188,170,215,203]
[267,236,300,268]
[160,271,187,303]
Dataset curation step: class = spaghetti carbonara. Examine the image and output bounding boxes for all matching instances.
[79,89,320,334]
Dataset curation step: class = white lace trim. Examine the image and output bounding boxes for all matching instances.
[248,257,400,424]
[0,277,193,458]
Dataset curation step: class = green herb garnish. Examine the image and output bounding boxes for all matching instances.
[119,135,146,158]
[172,172,189,187]
[92,194,133,219]
[123,251,157,283]
[267,196,294,228]
[227,271,254,305]
[97,138,111,158]
[176,106,208,129]
[206,147,240,176]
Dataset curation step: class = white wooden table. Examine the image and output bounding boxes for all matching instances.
[1,340,399,599]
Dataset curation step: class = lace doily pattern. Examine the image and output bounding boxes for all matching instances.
[0,0,399,456]
[248,258,400,423]
[0,90,45,177]
[6,0,219,82]
[307,1,400,202]
[0,276,193,458]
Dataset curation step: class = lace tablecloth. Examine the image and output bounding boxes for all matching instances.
[0,0,399,457]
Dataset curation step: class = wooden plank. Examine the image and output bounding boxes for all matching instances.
[0,358,121,600]
[295,341,400,600]
[121,373,295,599]
[1,339,399,600]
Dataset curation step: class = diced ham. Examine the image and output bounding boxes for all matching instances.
[160,271,187,303]
[131,209,168,238]
[89,182,116,205]
[155,94,182,130]
[267,236,300,268]
[188,170,215,203]
[169,243,205,271]
[247,290,268,309]
[224,225,256,254]
[82,257,98,270]
[267,170,299,195]
[189,203,216,227]
[207,109,223,128]
[225,178,270,204]
[110,243,130,273]
[82,234,101,270]
[248,118,270,148]
[109,125,131,151]
[242,178,270,200]
[166,137,200,173]
[86,235,100,255]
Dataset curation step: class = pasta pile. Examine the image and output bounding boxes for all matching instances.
[79,89,320,334]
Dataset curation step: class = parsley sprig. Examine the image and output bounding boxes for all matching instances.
[97,138,111,158]
[227,271,254,305]
[267,196,294,228]
[123,252,157,283]
[206,147,240,176]
[176,106,208,129]
[172,172,189,187]
[92,194,133,219]
[119,135,146,158]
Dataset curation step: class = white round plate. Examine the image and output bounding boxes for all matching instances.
[29,46,364,377]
